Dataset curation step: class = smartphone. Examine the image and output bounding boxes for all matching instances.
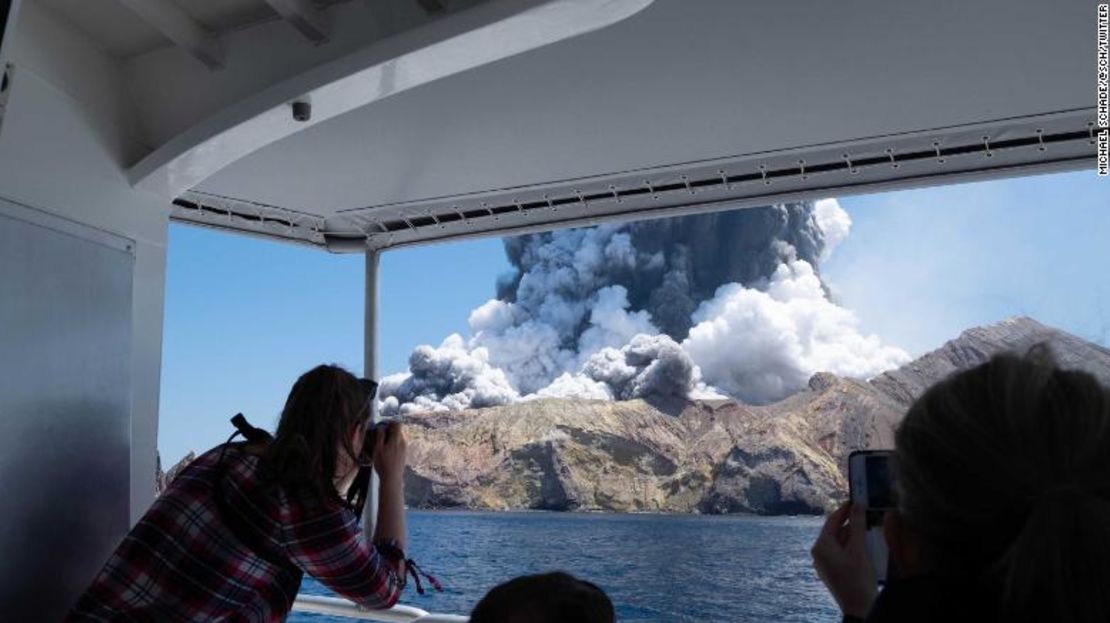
[848,450,895,584]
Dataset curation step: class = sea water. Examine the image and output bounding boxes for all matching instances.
[293,510,840,622]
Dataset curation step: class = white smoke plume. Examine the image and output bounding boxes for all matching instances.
[682,258,910,404]
[379,200,908,415]
[813,198,851,260]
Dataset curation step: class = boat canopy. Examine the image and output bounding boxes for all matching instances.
[15,0,1101,252]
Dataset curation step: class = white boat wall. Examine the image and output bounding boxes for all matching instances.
[0,0,1098,619]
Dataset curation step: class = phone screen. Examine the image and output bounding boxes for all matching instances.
[849,451,895,584]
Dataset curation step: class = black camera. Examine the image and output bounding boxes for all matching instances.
[346,418,397,513]
[358,418,397,465]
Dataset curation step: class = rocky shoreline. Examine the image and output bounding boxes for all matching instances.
[400,317,1110,515]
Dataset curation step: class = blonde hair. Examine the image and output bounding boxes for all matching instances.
[895,348,1110,621]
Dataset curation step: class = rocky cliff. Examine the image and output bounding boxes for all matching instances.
[151,318,1107,514]
[155,451,196,496]
[870,317,1110,405]
[403,317,1110,515]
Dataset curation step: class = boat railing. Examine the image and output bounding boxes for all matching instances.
[292,595,468,622]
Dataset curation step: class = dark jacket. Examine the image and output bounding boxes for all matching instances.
[844,574,994,623]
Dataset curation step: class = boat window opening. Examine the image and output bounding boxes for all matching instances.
[361,170,1106,623]
[157,167,1108,622]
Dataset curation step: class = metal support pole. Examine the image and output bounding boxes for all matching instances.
[362,249,380,541]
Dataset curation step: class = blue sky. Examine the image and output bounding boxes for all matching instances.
[822,170,1110,353]
[158,170,1109,465]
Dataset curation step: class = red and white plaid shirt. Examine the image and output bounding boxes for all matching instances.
[66,445,405,622]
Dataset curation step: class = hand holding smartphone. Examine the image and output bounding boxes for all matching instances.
[848,450,895,584]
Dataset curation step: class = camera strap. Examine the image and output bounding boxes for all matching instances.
[230,412,274,443]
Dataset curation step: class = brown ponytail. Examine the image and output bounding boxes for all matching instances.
[894,348,1110,622]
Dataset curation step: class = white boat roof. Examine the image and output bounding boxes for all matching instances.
[32,0,1098,251]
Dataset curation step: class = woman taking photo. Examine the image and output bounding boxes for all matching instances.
[67,364,410,622]
[813,351,1110,623]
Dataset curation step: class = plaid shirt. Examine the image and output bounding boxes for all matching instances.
[67,445,405,622]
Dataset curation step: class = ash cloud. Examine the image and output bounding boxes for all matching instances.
[496,203,826,341]
[379,335,519,416]
[537,334,703,403]
[380,201,907,415]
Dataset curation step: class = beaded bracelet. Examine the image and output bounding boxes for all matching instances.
[376,541,444,595]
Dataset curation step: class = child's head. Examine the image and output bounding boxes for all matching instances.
[470,571,615,623]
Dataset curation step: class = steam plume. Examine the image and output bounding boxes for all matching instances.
[380,201,907,414]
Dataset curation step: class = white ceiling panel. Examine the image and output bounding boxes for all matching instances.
[36,0,302,59]
[38,0,167,57]
[175,0,278,31]
[195,0,1094,219]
